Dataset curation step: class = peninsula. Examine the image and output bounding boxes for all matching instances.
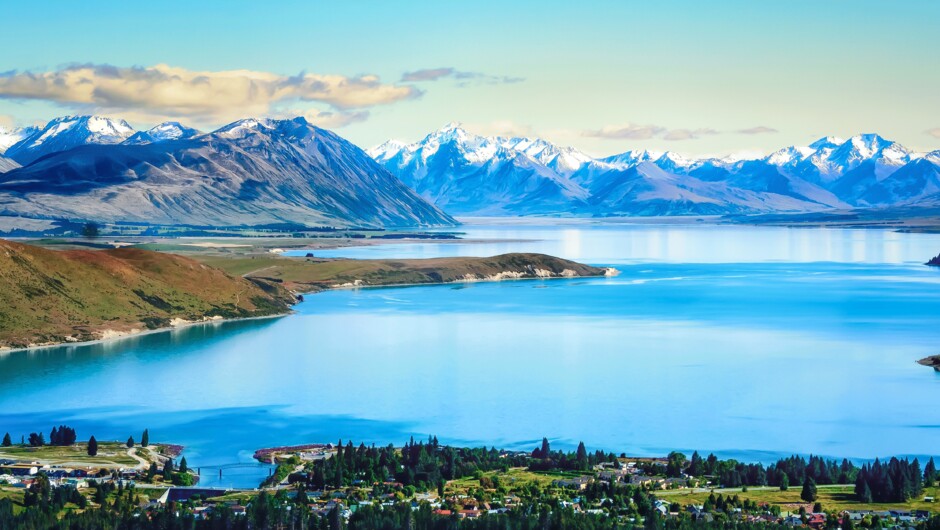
[917,355,940,371]
[0,239,609,350]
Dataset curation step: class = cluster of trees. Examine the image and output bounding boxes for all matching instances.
[676,452,858,489]
[529,438,619,472]
[295,437,532,492]
[854,457,926,503]
[48,425,76,446]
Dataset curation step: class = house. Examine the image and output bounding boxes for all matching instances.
[553,476,593,490]
[7,465,38,476]
[807,513,827,529]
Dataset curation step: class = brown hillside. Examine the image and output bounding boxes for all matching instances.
[0,239,294,349]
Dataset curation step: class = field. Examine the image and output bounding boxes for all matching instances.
[657,484,940,513]
[0,442,165,468]
[444,467,587,496]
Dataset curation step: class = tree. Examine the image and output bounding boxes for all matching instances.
[1,433,10,447]
[179,456,188,474]
[538,437,551,459]
[163,458,174,479]
[81,222,100,238]
[126,436,134,448]
[576,442,588,470]
[141,429,149,447]
[87,436,98,456]
[926,457,937,488]
[780,473,790,491]
[801,476,818,502]
[28,432,44,447]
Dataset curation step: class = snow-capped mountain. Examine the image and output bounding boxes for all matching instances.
[0,125,40,154]
[123,122,201,145]
[370,123,589,215]
[369,126,940,216]
[5,116,135,165]
[0,116,455,228]
[497,137,594,177]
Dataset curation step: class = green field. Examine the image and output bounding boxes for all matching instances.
[657,484,940,513]
[0,442,150,467]
[445,467,585,496]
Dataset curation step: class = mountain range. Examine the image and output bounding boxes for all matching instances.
[0,116,455,229]
[369,124,940,216]
[1,116,937,229]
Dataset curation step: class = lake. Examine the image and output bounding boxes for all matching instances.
[2,222,939,488]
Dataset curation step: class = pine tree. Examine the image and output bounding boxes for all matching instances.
[576,441,588,470]
[925,457,937,487]
[780,473,789,491]
[179,456,188,473]
[860,480,873,503]
[126,436,134,448]
[540,437,551,459]
[801,476,818,502]
[141,429,149,447]
[87,436,98,456]
[1,433,10,447]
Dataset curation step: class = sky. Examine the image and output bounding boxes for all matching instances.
[1,0,939,157]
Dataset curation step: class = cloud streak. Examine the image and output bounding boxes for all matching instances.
[926,128,940,139]
[582,124,666,140]
[737,126,778,135]
[401,67,524,86]
[663,128,719,141]
[585,123,774,142]
[0,63,419,127]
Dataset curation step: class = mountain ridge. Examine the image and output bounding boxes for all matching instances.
[370,124,940,216]
[0,116,456,229]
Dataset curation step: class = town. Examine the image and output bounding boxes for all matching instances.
[2,430,938,530]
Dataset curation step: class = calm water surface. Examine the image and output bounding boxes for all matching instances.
[2,223,939,488]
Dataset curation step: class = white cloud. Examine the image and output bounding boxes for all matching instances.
[582,123,666,140]
[401,67,524,86]
[663,128,719,141]
[926,128,940,139]
[737,126,778,135]
[0,63,420,128]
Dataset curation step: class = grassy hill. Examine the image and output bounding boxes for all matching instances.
[0,239,294,349]
[199,253,611,292]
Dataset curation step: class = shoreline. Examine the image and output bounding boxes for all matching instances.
[306,266,619,294]
[0,312,292,355]
[0,265,618,354]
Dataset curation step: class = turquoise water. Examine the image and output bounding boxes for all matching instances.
[2,223,940,488]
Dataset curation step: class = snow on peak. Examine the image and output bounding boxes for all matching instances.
[0,125,39,154]
[602,150,660,167]
[765,146,814,166]
[367,140,407,161]
[809,136,844,150]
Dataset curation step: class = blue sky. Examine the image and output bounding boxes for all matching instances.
[2,0,938,156]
